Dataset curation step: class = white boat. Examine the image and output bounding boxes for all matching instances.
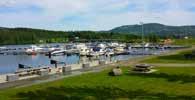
[108,42,119,47]
[87,52,101,57]
[97,43,107,49]
[50,49,66,55]
[25,45,43,55]
[114,46,125,54]
[76,43,91,56]
[104,48,114,56]
[127,49,158,55]
[0,46,7,50]
[80,48,90,56]
[0,46,30,55]
[65,44,79,53]
[39,45,58,53]
[0,47,7,54]
[88,46,105,57]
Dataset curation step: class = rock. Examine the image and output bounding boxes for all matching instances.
[109,67,122,76]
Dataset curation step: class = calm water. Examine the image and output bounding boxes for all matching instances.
[0,54,79,74]
[0,53,142,74]
[0,44,166,74]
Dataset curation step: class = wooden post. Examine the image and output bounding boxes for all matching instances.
[48,52,51,58]
[55,63,57,68]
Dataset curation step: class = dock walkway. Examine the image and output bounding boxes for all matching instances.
[0,60,115,89]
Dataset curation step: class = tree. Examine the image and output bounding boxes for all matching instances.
[147,33,159,43]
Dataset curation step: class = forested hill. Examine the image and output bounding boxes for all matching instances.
[0,27,69,44]
[0,27,138,45]
[1,23,195,45]
[110,23,195,37]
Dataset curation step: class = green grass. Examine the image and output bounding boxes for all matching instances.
[173,38,195,45]
[142,49,195,63]
[1,67,195,100]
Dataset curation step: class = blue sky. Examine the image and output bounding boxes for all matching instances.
[0,0,195,31]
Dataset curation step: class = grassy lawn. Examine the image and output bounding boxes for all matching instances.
[142,49,195,63]
[173,38,195,45]
[0,67,195,100]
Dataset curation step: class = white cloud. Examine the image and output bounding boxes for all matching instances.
[0,0,195,30]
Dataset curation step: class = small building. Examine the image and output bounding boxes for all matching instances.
[82,63,90,71]
[99,60,106,65]
[62,66,72,74]
[6,74,19,82]
[37,69,49,76]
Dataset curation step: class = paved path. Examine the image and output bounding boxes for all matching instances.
[113,47,195,69]
[149,63,195,67]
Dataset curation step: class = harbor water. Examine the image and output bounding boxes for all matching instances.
[0,43,173,74]
[0,54,142,74]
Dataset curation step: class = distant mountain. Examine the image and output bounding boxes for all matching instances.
[110,23,195,37]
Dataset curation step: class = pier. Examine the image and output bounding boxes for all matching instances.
[0,59,115,85]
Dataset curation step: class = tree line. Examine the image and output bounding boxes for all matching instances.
[0,27,163,45]
[0,28,68,45]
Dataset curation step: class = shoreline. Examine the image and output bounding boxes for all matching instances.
[0,47,193,90]
[0,61,117,90]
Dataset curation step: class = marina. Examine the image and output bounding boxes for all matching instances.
[1,0,195,99]
[0,42,185,56]
[0,42,186,84]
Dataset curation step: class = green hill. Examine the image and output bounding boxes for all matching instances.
[1,23,195,45]
[110,23,195,37]
[0,27,138,45]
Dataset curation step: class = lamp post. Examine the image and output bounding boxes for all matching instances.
[139,17,161,55]
[140,22,145,56]
[140,22,144,45]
